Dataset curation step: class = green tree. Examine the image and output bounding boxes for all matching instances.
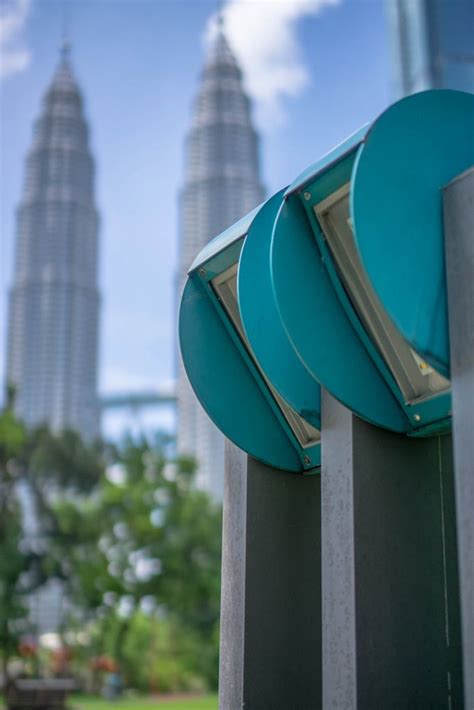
[0,387,108,678]
[51,435,223,690]
[0,392,34,680]
[1,405,222,692]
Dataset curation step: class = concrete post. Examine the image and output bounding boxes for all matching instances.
[321,390,463,709]
[321,393,356,709]
[219,442,322,709]
[219,442,247,710]
[444,167,474,710]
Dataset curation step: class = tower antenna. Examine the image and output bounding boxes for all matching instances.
[217,0,225,30]
[60,0,71,59]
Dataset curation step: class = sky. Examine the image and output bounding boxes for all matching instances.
[0,0,393,437]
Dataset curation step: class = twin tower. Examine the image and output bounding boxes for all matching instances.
[6,27,264,495]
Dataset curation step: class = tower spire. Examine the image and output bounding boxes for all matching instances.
[217,0,224,30]
[60,36,71,62]
[60,0,71,62]
[177,8,265,499]
[7,39,100,441]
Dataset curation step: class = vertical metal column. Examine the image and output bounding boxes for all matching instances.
[321,390,463,709]
[219,443,322,710]
[219,442,247,710]
[444,167,474,710]
[321,393,357,709]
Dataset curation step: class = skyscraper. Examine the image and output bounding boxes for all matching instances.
[6,45,100,441]
[387,0,474,97]
[177,23,265,498]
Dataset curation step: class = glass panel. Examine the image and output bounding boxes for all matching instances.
[315,184,450,405]
[212,265,320,448]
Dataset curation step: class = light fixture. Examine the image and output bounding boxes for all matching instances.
[314,183,449,406]
[180,89,474,444]
[269,90,473,435]
[179,198,321,473]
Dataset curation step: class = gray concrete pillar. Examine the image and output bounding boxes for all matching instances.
[321,392,356,709]
[321,390,463,709]
[444,166,474,710]
[219,441,322,709]
[219,442,247,710]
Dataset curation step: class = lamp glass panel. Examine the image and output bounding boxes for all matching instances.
[212,265,321,448]
[315,184,449,405]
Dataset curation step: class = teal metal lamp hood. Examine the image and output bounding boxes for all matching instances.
[179,197,321,474]
[269,89,473,436]
[179,89,474,465]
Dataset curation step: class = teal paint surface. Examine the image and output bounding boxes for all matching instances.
[297,153,452,431]
[285,124,367,196]
[270,192,409,433]
[238,190,321,429]
[179,276,304,471]
[200,239,244,282]
[352,89,474,377]
[180,90,463,443]
[188,205,261,273]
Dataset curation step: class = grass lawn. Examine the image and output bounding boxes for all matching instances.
[71,695,218,710]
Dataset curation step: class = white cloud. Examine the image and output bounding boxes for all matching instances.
[0,0,32,80]
[206,0,340,126]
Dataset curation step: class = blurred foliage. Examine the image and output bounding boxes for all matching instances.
[72,694,218,709]
[0,393,222,692]
[53,436,222,691]
[0,390,109,680]
[82,611,212,693]
[0,393,35,679]
[0,411,28,680]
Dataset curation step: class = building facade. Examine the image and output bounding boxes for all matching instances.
[177,26,265,498]
[387,0,474,96]
[6,46,100,441]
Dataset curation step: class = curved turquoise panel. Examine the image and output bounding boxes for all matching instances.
[285,124,368,197]
[179,276,302,471]
[238,191,321,429]
[270,194,409,433]
[352,89,474,378]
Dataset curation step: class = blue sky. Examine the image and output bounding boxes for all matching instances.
[0,0,392,435]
